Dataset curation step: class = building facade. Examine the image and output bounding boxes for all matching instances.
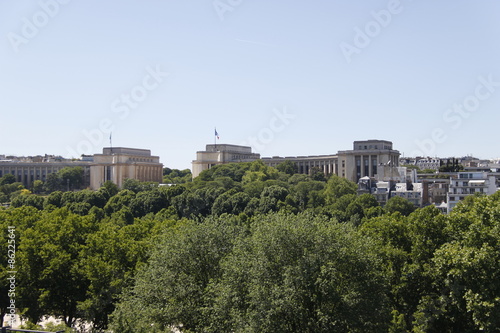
[192,139,401,183]
[392,182,423,207]
[0,154,91,189]
[337,140,400,182]
[0,147,163,190]
[262,154,338,176]
[192,144,261,178]
[90,147,163,189]
[447,172,497,213]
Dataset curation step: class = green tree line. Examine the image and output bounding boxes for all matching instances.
[1,160,499,332]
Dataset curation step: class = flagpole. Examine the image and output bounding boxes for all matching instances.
[214,127,217,151]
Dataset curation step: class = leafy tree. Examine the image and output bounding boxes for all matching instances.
[44,191,63,208]
[324,174,357,204]
[258,185,289,214]
[205,213,390,332]
[385,196,416,216]
[196,162,251,182]
[122,178,157,193]
[412,194,500,331]
[0,182,24,200]
[44,173,62,193]
[58,166,84,190]
[110,216,243,333]
[66,202,92,216]
[163,168,192,184]
[11,194,45,210]
[212,190,250,216]
[345,193,380,221]
[17,208,92,326]
[31,180,44,194]
[172,187,225,218]
[309,166,326,181]
[79,215,162,331]
[103,189,136,216]
[290,180,326,210]
[288,173,309,185]
[129,189,167,217]
[276,160,298,175]
[100,180,119,197]
[0,173,16,185]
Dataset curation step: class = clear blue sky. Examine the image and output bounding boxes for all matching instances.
[1,1,499,170]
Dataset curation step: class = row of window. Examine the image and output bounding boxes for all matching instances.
[129,158,155,162]
[357,145,391,150]
[451,188,484,195]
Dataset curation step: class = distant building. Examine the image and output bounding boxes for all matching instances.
[262,154,338,177]
[0,147,163,190]
[416,157,440,170]
[447,172,498,213]
[0,158,91,188]
[262,140,401,183]
[373,181,391,205]
[90,147,163,189]
[337,140,400,182]
[191,144,260,178]
[192,140,401,183]
[392,182,423,207]
[422,179,450,206]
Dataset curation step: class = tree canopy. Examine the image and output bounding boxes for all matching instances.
[2,161,499,332]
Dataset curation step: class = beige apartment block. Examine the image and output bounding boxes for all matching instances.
[90,147,163,189]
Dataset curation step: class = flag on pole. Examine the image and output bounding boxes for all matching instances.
[215,128,219,140]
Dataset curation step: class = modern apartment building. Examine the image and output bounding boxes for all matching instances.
[447,172,497,213]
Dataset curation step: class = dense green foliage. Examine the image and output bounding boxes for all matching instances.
[163,168,192,184]
[1,161,500,332]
